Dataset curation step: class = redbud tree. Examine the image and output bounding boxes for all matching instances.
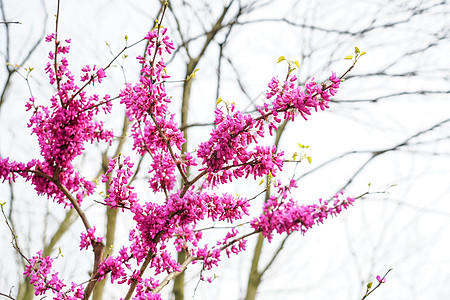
[0,2,373,300]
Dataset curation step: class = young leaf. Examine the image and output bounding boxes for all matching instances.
[216,98,223,105]
[344,55,353,60]
[355,46,360,54]
[294,60,300,68]
[307,156,312,164]
[186,68,200,80]
[277,56,286,63]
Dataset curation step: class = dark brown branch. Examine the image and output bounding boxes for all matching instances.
[153,255,199,294]
[123,250,154,300]
[53,0,61,92]
[69,37,145,104]
[332,90,450,103]
[179,122,213,131]
[1,203,30,264]
[0,292,16,300]
[0,21,19,24]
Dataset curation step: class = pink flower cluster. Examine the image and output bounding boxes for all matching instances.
[197,105,284,187]
[259,72,341,134]
[79,227,104,250]
[0,21,355,300]
[23,251,84,299]
[0,33,113,207]
[220,228,247,259]
[128,189,249,252]
[251,187,355,241]
[134,278,161,300]
[0,158,36,183]
[102,155,138,210]
[119,27,195,195]
[97,252,127,283]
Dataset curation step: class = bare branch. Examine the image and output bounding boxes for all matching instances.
[333,90,450,103]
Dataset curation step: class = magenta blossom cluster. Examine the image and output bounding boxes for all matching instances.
[0,16,356,299]
[97,248,129,283]
[119,27,195,195]
[251,185,355,242]
[23,251,84,299]
[197,104,284,187]
[102,155,138,210]
[133,277,162,300]
[0,33,113,207]
[127,189,250,260]
[259,72,341,135]
[79,227,104,250]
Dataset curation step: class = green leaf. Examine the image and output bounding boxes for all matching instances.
[344,55,353,60]
[186,68,200,80]
[360,51,367,56]
[355,46,360,54]
[216,98,222,105]
[367,282,373,289]
[298,143,305,149]
[294,60,300,68]
[124,35,128,41]
[0,202,6,207]
[307,156,312,164]
[277,56,286,63]
[259,179,265,186]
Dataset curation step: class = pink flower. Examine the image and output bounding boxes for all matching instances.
[79,227,103,250]
[45,33,56,42]
[23,251,65,296]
